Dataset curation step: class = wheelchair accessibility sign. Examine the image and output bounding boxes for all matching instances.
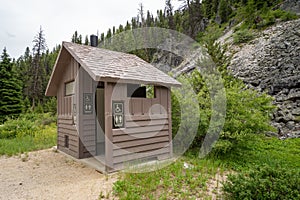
[113,101,124,128]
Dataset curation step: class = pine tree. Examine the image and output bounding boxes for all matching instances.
[165,0,175,29]
[138,3,145,26]
[71,31,82,44]
[28,26,47,109]
[16,47,32,98]
[203,0,213,19]
[219,0,232,23]
[0,48,23,122]
[125,21,131,31]
[84,35,89,45]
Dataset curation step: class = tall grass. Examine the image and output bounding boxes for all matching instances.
[0,113,57,156]
[113,135,300,199]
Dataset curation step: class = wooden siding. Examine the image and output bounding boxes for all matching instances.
[104,82,114,171]
[78,68,97,159]
[109,85,172,171]
[57,57,80,158]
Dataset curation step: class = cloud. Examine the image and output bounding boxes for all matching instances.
[6,32,16,38]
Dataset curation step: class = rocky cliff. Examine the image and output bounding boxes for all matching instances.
[228,19,300,138]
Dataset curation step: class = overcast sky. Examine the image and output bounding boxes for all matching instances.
[0,0,181,59]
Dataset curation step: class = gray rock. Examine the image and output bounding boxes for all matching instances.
[286,121,295,130]
[292,108,300,115]
[228,19,300,138]
[280,0,300,16]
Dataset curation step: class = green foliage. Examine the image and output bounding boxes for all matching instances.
[257,9,298,28]
[71,31,82,44]
[236,1,298,30]
[0,123,56,156]
[275,10,298,21]
[171,75,200,153]
[196,23,225,44]
[0,112,56,139]
[0,113,57,156]
[0,48,23,123]
[223,165,300,199]
[233,29,255,44]
[43,97,57,114]
[186,70,275,155]
[113,135,300,199]
[218,0,232,23]
[176,40,275,155]
[0,117,37,139]
[216,135,300,171]
[113,158,222,199]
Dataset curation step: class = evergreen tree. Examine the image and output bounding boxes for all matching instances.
[165,0,175,29]
[100,33,105,42]
[0,48,23,122]
[219,0,232,23]
[125,21,131,31]
[138,3,145,26]
[203,0,213,19]
[16,47,32,98]
[84,35,89,45]
[71,31,82,44]
[28,26,47,109]
[106,28,112,39]
[113,26,116,35]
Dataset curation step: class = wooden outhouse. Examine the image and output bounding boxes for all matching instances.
[45,39,181,172]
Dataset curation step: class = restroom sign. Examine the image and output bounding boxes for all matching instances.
[113,101,124,128]
[83,93,93,115]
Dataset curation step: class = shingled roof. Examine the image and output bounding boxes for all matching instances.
[45,42,181,96]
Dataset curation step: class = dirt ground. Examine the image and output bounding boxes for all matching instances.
[0,148,118,200]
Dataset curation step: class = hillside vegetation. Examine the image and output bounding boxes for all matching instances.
[107,0,299,199]
[0,0,299,199]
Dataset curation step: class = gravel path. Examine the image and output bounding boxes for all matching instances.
[0,149,117,200]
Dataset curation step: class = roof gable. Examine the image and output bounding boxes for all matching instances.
[46,42,181,96]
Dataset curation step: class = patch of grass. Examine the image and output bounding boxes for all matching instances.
[0,122,57,156]
[216,135,300,171]
[113,135,300,199]
[223,165,300,199]
[233,29,255,44]
[0,123,56,156]
[113,158,224,200]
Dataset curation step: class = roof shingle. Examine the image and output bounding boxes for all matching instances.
[45,42,181,96]
[63,42,181,86]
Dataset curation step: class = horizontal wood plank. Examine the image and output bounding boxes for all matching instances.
[125,114,168,122]
[113,125,169,136]
[113,136,170,149]
[126,119,168,128]
[113,147,170,164]
[58,119,73,125]
[113,130,169,143]
[113,141,170,157]
[58,127,78,136]
[58,124,77,131]
[58,115,73,120]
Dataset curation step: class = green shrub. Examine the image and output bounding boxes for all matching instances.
[272,9,298,22]
[0,112,56,139]
[0,117,37,139]
[0,123,57,156]
[171,41,275,155]
[185,69,275,152]
[233,29,254,44]
[223,165,300,199]
[0,113,57,155]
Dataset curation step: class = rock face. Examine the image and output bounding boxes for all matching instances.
[280,0,300,16]
[229,19,300,138]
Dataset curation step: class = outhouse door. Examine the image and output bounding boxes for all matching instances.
[96,87,105,156]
